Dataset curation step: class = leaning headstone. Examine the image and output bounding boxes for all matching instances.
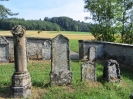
[0,36,9,62]
[103,59,122,82]
[88,46,96,61]
[81,61,96,82]
[10,25,31,98]
[50,34,72,86]
[42,40,51,60]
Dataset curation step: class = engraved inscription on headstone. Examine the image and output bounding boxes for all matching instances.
[10,25,31,98]
[88,46,96,61]
[103,59,122,82]
[50,34,72,85]
[81,61,96,82]
[0,37,9,62]
[42,40,51,60]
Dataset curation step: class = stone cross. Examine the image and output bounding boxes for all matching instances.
[50,34,72,85]
[10,25,31,98]
[81,61,96,82]
[88,46,96,61]
[103,59,122,82]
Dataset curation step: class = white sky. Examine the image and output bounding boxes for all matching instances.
[0,0,91,22]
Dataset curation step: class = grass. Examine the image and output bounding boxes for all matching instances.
[0,61,133,99]
[69,39,79,52]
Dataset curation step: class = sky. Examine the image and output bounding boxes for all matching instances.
[0,0,91,22]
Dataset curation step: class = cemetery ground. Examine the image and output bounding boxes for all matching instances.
[0,31,133,98]
[0,60,133,99]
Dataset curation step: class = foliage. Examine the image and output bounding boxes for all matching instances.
[0,17,90,32]
[84,0,133,43]
[0,4,18,21]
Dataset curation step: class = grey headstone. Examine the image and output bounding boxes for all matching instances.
[0,37,9,62]
[81,61,96,82]
[50,34,72,86]
[103,59,122,82]
[88,46,96,61]
[42,40,51,60]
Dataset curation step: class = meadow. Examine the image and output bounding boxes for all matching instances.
[0,31,133,99]
[0,30,94,40]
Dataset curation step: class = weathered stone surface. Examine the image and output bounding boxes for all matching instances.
[50,34,72,85]
[88,46,96,61]
[0,36,9,62]
[11,25,31,98]
[103,59,122,82]
[42,40,51,60]
[11,72,31,98]
[81,61,96,82]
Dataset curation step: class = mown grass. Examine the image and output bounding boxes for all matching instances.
[69,39,79,52]
[0,61,133,99]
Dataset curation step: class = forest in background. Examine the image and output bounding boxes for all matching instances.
[0,16,90,32]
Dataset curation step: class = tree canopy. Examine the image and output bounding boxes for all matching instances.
[0,4,18,21]
[84,0,133,43]
[0,17,90,32]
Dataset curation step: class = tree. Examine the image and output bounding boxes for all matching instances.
[84,0,133,43]
[0,4,18,21]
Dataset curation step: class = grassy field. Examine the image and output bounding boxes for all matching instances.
[0,31,94,40]
[0,61,133,99]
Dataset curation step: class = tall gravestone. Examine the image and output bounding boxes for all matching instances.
[0,36,9,62]
[50,34,72,85]
[42,40,51,60]
[103,59,122,82]
[88,46,96,61]
[10,25,31,98]
[81,61,96,82]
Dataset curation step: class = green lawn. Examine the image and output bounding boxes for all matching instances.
[0,61,133,99]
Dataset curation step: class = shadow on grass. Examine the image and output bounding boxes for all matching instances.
[0,86,12,98]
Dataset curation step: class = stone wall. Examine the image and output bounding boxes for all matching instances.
[0,36,9,62]
[79,40,133,67]
[4,36,51,61]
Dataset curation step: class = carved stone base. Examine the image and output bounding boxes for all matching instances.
[50,70,72,86]
[11,72,31,98]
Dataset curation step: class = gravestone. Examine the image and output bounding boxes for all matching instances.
[42,40,51,60]
[50,34,72,85]
[81,61,96,82]
[10,25,31,98]
[88,46,96,61]
[103,59,122,82]
[0,36,9,62]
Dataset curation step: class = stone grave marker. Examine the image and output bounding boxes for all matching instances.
[81,61,96,82]
[42,40,51,60]
[0,36,9,62]
[103,59,122,82]
[10,25,31,98]
[88,46,96,61]
[50,34,72,85]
